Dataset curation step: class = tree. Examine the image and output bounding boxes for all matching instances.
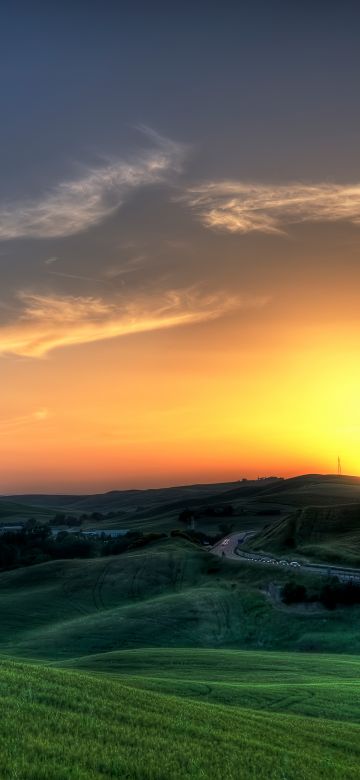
[25,518,37,530]
[178,509,193,525]
[281,581,307,604]
[218,520,233,536]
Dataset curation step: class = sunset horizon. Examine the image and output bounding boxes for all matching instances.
[2,6,360,492]
[2,4,360,777]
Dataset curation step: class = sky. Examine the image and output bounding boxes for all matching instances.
[1,1,360,492]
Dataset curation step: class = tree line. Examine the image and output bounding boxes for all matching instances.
[282,578,360,609]
[0,526,166,572]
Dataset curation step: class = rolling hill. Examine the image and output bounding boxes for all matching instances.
[0,537,360,660]
[2,475,360,777]
[248,504,360,565]
[0,498,54,521]
[2,654,360,779]
[3,478,271,513]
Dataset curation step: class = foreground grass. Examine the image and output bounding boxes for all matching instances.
[68,647,360,722]
[0,658,360,779]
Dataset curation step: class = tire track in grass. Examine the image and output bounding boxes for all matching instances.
[130,555,146,600]
[92,561,114,611]
[61,563,92,617]
[97,561,114,610]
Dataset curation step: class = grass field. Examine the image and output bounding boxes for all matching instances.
[3,474,360,536]
[2,475,360,778]
[1,653,360,779]
[249,503,360,565]
[1,538,360,660]
[68,647,360,722]
[0,498,54,521]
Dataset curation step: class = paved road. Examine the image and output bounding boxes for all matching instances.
[211,530,254,560]
[211,530,360,583]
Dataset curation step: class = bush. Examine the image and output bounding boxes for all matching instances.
[319,579,360,609]
[281,576,360,610]
[281,582,307,604]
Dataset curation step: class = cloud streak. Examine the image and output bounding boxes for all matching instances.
[0,289,267,358]
[0,133,184,240]
[0,408,50,432]
[183,181,360,234]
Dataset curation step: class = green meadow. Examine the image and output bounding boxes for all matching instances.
[1,539,360,659]
[1,476,360,778]
[1,652,360,780]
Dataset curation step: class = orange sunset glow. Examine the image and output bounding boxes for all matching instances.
[1,290,360,491]
[1,3,360,494]
[3,7,360,780]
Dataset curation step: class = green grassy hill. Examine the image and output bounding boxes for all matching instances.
[0,538,360,660]
[68,647,360,723]
[249,504,360,565]
[3,478,266,513]
[1,653,360,779]
[254,474,360,507]
[2,475,360,777]
[4,474,360,532]
[0,498,53,521]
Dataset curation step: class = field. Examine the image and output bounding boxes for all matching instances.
[1,652,360,779]
[1,475,360,778]
[1,539,360,660]
[249,503,360,565]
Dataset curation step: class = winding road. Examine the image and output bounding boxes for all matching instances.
[211,530,360,583]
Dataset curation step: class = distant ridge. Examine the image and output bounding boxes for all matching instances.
[1,477,280,512]
[1,473,360,518]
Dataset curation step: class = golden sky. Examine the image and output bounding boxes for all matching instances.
[1,4,360,492]
[1,271,360,491]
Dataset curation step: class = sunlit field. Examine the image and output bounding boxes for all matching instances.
[1,653,360,780]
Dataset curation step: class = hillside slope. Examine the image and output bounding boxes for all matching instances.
[3,479,268,513]
[0,538,360,658]
[249,504,360,564]
[0,657,359,779]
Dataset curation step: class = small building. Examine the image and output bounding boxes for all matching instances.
[80,529,129,539]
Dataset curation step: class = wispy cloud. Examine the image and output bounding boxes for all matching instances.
[0,408,50,432]
[47,271,106,284]
[0,133,184,240]
[104,255,148,279]
[182,181,360,234]
[0,288,266,358]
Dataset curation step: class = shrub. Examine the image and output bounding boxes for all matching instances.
[281,582,307,604]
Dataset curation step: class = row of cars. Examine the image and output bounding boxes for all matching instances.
[237,547,301,568]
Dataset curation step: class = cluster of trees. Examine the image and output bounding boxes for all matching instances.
[50,514,82,527]
[103,531,166,556]
[0,526,166,572]
[0,526,92,569]
[50,510,120,526]
[170,528,222,546]
[282,578,360,610]
[177,505,235,537]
